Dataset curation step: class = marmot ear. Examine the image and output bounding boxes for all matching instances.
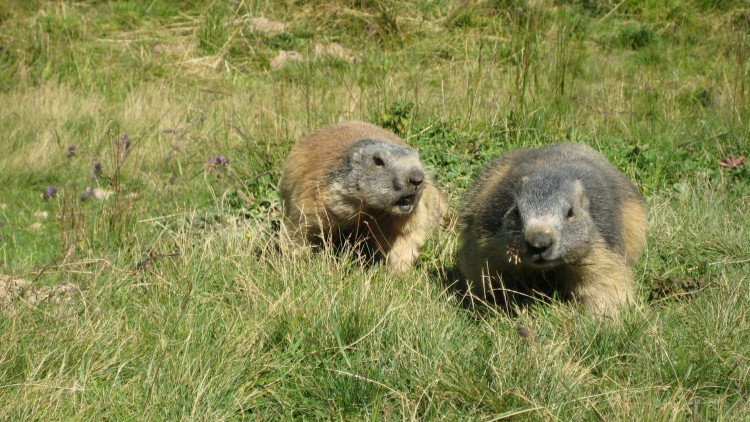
[573,180,587,207]
[519,176,530,196]
[351,151,362,163]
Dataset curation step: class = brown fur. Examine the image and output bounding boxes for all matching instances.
[620,197,648,265]
[279,121,447,274]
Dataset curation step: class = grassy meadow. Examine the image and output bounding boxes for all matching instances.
[1,0,750,419]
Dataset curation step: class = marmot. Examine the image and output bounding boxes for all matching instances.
[278,121,447,274]
[457,143,647,317]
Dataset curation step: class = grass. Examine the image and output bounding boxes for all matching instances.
[1,0,749,419]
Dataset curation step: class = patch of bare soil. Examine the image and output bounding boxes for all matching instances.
[247,17,286,35]
[270,43,353,70]
[314,42,351,60]
[0,274,78,316]
[270,50,303,69]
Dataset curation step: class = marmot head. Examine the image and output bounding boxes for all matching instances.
[334,139,426,216]
[503,170,596,267]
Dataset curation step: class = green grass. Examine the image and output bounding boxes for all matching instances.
[1,0,749,419]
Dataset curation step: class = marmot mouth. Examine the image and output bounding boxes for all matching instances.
[394,194,417,213]
[527,254,563,267]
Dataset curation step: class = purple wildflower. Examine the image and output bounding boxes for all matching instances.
[80,187,94,201]
[226,171,234,179]
[209,156,230,167]
[516,325,530,338]
[91,161,102,179]
[65,144,77,158]
[121,133,131,151]
[43,186,58,200]
[207,156,231,179]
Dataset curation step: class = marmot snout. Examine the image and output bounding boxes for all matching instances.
[508,175,596,266]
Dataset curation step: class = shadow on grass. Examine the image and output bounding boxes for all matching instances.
[430,264,559,319]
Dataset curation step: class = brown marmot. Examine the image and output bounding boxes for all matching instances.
[457,143,647,317]
[278,121,447,274]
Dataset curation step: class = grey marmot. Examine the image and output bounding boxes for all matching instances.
[457,143,647,317]
[278,121,447,274]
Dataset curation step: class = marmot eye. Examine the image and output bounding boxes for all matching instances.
[566,207,575,219]
[373,156,385,166]
[505,208,520,228]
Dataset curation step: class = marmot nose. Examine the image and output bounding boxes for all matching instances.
[408,169,424,188]
[525,231,554,255]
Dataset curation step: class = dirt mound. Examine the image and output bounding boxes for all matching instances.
[314,42,351,60]
[269,43,354,70]
[247,17,285,35]
[0,274,78,316]
[270,50,303,70]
